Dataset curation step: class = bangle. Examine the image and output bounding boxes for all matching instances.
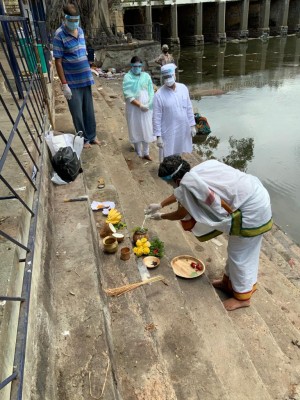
[61,81,67,85]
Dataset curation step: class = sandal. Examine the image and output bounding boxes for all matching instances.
[97,177,105,189]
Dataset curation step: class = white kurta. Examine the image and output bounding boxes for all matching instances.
[123,71,154,144]
[153,83,195,157]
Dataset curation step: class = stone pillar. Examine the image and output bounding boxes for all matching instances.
[170,3,180,47]
[217,1,226,44]
[239,0,249,40]
[145,4,152,40]
[259,0,271,37]
[279,0,290,37]
[193,3,204,45]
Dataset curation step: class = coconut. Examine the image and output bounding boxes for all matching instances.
[109,223,116,234]
[112,232,124,243]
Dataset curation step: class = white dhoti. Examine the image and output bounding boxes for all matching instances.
[224,235,263,300]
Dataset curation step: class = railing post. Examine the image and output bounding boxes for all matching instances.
[0,0,24,99]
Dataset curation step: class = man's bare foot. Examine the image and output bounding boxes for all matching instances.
[83,142,92,149]
[91,138,101,145]
[212,279,232,295]
[223,297,250,311]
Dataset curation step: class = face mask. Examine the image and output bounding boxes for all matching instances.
[165,77,175,87]
[65,14,80,31]
[131,66,142,75]
[66,20,79,30]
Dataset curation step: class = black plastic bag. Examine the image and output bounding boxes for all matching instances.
[52,146,82,183]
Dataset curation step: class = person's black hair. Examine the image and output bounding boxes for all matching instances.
[63,3,79,16]
[158,155,191,181]
[130,56,142,64]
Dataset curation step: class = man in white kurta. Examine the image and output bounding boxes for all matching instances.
[153,64,196,158]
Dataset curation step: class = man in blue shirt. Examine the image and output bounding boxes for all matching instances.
[53,3,99,148]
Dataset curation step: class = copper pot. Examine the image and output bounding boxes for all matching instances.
[120,247,131,261]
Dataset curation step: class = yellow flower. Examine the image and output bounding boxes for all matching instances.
[133,247,138,254]
[144,241,151,247]
[141,238,147,243]
[137,247,144,256]
[143,247,150,255]
[136,239,142,247]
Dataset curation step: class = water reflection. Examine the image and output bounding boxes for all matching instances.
[177,36,300,243]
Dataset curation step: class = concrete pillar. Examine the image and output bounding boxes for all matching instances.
[193,3,204,45]
[259,0,271,37]
[279,0,290,36]
[239,0,249,40]
[217,1,226,44]
[170,4,180,46]
[145,4,152,40]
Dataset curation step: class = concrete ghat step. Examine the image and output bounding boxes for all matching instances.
[86,94,274,398]
[258,254,300,333]
[83,146,271,399]
[92,80,300,396]
[262,227,300,289]
[82,158,230,397]
[48,174,118,399]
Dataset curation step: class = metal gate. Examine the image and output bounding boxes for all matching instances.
[0,0,52,398]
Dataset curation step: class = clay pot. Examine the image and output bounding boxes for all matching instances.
[132,231,149,244]
[103,236,118,253]
[120,247,131,261]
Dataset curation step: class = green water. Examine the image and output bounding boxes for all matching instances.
[176,36,300,244]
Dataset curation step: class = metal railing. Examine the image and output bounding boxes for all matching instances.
[0,0,51,397]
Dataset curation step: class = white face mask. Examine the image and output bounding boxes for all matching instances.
[165,76,176,87]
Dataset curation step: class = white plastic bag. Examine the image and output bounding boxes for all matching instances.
[45,130,84,157]
[45,130,84,185]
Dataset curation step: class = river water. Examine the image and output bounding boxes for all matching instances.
[176,35,300,244]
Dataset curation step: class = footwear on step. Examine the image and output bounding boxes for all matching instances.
[143,155,152,161]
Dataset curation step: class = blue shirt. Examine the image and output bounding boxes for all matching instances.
[53,25,94,89]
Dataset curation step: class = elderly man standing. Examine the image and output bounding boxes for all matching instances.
[153,63,196,160]
[53,3,100,148]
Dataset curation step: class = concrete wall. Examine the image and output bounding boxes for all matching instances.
[94,41,161,70]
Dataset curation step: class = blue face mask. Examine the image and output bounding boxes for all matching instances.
[65,15,80,31]
[131,66,142,75]
[66,20,80,30]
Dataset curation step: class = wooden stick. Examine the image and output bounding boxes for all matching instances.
[105,275,165,297]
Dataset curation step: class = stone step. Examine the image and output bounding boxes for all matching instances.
[91,77,300,398]
[86,84,276,399]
